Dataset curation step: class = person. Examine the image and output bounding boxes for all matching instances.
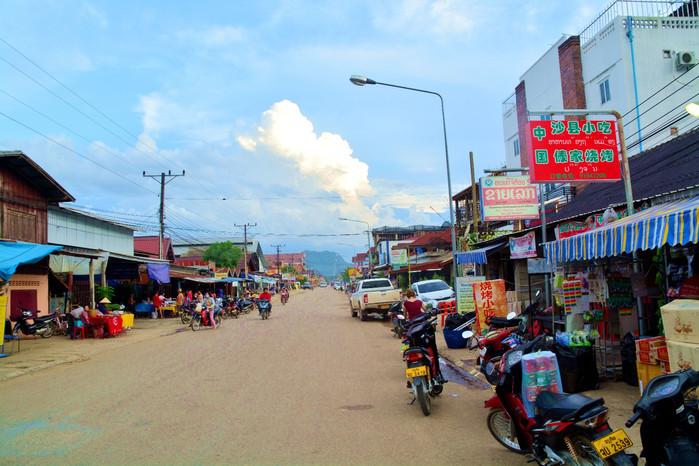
[258,287,272,315]
[402,289,427,321]
[186,289,193,303]
[176,289,185,315]
[204,293,217,329]
[152,291,163,319]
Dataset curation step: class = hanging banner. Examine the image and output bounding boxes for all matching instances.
[456,276,485,315]
[526,120,621,183]
[473,279,508,335]
[390,249,408,266]
[509,231,537,259]
[480,176,539,221]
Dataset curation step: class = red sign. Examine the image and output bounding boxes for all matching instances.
[526,120,621,183]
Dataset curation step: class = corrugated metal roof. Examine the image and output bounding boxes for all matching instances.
[547,128,699,224]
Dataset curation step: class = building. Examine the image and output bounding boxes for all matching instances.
[502,0,698,203]
[172,237,267,275]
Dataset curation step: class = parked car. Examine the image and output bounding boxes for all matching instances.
[301,282,313,290]
[411,279,455,310]
[319,282,328,288]
[349,278,402,321]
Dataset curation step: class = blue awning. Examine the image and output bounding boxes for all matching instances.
[0,241,63,281]
[544,196,699,264]
[455,242,507,264]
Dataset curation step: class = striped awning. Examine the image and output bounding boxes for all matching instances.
[455,242,507,264]
[544,196,699,264]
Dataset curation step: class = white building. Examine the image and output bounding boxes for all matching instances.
[503,0,698,193]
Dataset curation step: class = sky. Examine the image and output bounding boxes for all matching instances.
[0,0,612,262]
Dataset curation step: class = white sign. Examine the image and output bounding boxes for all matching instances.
[509,231,537,259]
[480,176,539,221]
[390,249,407,266]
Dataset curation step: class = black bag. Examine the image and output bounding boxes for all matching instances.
[553,343,600,393]
[444,312,476,330]
[620,332,638,386]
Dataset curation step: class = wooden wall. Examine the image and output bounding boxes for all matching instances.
[0,166,48,243]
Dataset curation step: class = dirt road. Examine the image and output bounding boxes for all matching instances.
[0,288,526,464]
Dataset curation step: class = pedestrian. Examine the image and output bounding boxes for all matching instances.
[176,289,185,315]
[153,290,163,318]
[204,293,217,329]
[402,289,427,321]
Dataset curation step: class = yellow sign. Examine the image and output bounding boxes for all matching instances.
[214,273,228,279]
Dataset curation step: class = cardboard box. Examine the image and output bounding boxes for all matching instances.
[637,350,659,365]
[660,360,672,374]
[661,300,699,345]
[636,361,663,395]
[635,336,666,352]
[667,340,699,372]
[656,345,669,362]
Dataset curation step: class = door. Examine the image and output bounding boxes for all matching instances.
[10,290,37,321]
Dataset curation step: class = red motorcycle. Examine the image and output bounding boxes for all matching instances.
[464,333,635,465]
[189,305,222,331]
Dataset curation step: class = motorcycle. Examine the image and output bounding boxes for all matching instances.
[400,311,446,416]
[190,305,222,331]
[235,297,254,314]
[390,301,406,338]
[280,291,289,305]
[258,299,271,319]
[180,302,197,324]
[464,332,634,465]
[218,297,238,320]
[625,368,699,465]
[469,324,523,385]
[12,305,57,338]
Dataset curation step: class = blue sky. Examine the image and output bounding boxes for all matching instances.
[0,0,611,261]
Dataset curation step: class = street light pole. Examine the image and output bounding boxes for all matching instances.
[349,75,459,294]
[339,217,373,276]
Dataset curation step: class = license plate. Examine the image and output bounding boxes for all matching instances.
[406,366,428,379]
[379,304,389,309]
[592,429,633,459]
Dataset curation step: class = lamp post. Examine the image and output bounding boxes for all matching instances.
[339,217,373,276]
[349,75,459,293]
[337,242,356,260]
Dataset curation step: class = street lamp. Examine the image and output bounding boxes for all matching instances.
[339,217,373,275]
[337,242,356,260]
[349,75,459,291]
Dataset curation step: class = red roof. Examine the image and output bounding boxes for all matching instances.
[410,229,451,247]
[134,236,173,259]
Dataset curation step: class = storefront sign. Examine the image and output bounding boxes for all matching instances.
[456,276,485,315]
[555,203,650,240]
[526,120,621,183]
[473,279,508,335]
[509,231,537,259]
[390,249,407,266]
[480,176,539,221]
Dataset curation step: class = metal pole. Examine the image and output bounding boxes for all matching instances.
[366,227,373,276]
[143,170,185,260]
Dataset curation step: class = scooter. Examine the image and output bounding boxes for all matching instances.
[400,311,446,416]
[389,301,406,338]
[190,305,222,331]
[463,332,635,465]
[235,297,254,314]
[12,305,57,338]
[258,299,271,319]
[280,291,289,305]
[625,368,699,465]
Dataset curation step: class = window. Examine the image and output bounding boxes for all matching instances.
[540,115,552,121]
[600,79,611,104]
[513,139,520,157]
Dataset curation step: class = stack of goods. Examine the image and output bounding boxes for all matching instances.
[521,351,563,417]
[635,336,666,395]
[661,299,699,376]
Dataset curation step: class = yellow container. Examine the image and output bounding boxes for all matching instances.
[120,313,134,328]
[87,309,98,317]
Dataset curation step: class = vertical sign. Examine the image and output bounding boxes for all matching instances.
[456,276,485,315]
[473,279,508,335]
[526,120,621,183]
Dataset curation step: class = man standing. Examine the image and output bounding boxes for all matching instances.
[153,291,163,319]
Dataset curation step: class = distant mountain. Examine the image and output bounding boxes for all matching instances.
[303,250,349,281]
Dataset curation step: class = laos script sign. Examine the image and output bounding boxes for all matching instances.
[480,176,539,221]
[526,120,621,183]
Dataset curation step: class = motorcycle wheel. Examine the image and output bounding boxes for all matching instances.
[12,323,21,337]
[191,317,201,331]
[562,435,607,466]
[221,310,229,320]
[181,313,191,325]
[50,321,61,336]
[215,315,222,327]
[414,376,431,416]
[487,408,522,453]
[41,324,54,338]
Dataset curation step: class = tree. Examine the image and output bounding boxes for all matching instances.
[281,265,296,274]
[203,241,243,268]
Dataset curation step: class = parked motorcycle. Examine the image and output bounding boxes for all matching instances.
[400,311,446,416]
[218,298,238,320]
[235,297,254,314]
[390,301,406,338]
[625,368,699,465]
[12,305,57,338]
[180,302,196,324]
[47,307,70,336]
[258,299,271,319]
[190,305,222,331]
[466,333,634,464]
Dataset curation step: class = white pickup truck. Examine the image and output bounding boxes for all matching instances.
[349,278,402,321]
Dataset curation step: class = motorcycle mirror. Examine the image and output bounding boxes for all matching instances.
[397,315,405,320]
[506,311,517,320]
[462,330,474,339]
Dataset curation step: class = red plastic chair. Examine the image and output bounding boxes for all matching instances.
[72,326,85,340]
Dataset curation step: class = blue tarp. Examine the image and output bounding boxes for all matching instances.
[146,263,170,283]
[455,242,506,264]
[0,241,62,281]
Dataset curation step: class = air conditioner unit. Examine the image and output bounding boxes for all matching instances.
[675,51,697,70]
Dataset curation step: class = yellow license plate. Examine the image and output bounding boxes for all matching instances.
[592,429,633,459]
[406,366,428,379]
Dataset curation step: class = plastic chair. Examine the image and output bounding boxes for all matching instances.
[72,325,85,340]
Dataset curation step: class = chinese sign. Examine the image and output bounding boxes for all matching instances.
[554,203,649,240]
[456,276,485,315]
[479,176,539,221]
[509,231,537,259]
[526,120,621,183]
[473,279,508,335]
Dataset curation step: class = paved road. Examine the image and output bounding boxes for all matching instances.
[0,289,526,464]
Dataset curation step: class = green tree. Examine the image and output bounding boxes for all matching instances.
[281,265,296,274]
[203,241,243,268]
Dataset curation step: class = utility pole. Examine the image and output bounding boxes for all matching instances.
[143,170,185,259]
[235,223,256,283]
[272,243,284,276]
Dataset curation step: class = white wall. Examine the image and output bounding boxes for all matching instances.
[48,208,134,255]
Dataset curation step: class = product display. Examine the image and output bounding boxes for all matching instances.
[521,351,563,417]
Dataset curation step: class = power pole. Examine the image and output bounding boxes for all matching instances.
[272,243,284,280]
[235,223,256,282]
[143,170,185,259]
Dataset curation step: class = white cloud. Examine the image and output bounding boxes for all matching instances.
[371,0,478,39]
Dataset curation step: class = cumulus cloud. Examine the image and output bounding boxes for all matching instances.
[237,100,375,202]
[372,0,478,39]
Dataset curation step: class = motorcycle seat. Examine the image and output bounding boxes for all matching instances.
[535,390,605,422]
[33,313,57,323]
